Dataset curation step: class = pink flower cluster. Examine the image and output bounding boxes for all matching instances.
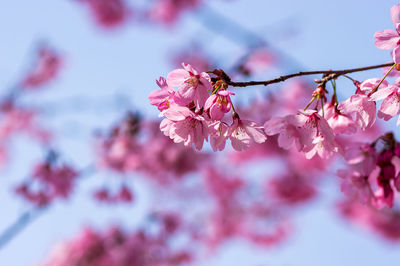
[375,4,400,63]
[39,223,192,266]
[0,101,50,169]
[77,0,130,29]
[338,199,400,242]
[149,0,201,25]
[21,46,62,89]
[94,185,133,204]
[338,133,400,209]
[149,63,267,151]
[203,167,291,248]
[97,113,206,183]
[15,159,78,207]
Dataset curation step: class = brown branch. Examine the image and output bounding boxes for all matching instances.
[225,62,394,87]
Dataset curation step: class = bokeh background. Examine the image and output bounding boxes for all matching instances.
[0,0,400,265]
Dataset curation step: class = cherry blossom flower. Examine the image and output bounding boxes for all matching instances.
[374,4,400,62]
[141,121,207,181]
[264,110,339,159]
[324,102,358,135]
[94,186,133,204]
[21,46,62,89]
[97,113,142,172]
[160,106,208,150]
[264,115,303,150]
[267,174,316,205]
[149,0,201,25]
[338,199,400,242]
[15,161,78,207]
[337,135,400,209]
[229,117,267,151]
[0,102,51,143]
[148,77,175,111]
[39,226,192,266]
[359,78,389,92]
[204,90,235,120]
[208,120,230,152]
[167,63,212,110]
[78,0,130,29]
[338,94,376,130]
[369,84,400,125]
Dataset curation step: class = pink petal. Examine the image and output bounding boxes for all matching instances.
[174,84,196,106]
[391,4,400,27]
[182,62,198,75]
[392,45,400,64]
[204,94,217,110]
[360,78,389,91]
[392,156,400,177]
[163,106,193,121]
[378,94,400,120]
[369,86,395,101]
[167,69,189,87]
[374,30,399,49]
[209,103,224,120]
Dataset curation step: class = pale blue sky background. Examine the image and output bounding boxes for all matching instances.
[0,0,400,265]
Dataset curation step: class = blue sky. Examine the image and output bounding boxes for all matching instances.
[0,0,400,265]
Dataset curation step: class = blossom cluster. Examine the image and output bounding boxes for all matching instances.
[21,45,62,89]
[149,63,267,151]
[75,0,202,29]
[93,185,134,204]
[97,112,207,183]
[338,133,400,209]
[15,156,78,207]
[38,224,192,266]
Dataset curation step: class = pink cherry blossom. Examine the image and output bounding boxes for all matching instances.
[160,106,208,150]
[15,161,78,207]
[264,110,339,159]
[149,0,201,25]
[208,120,229,152]
[229,117,267,151]
[267,174,316,205]
[148,77,175,111]
[337,135,400,209]
[78,0,130,29]
[264,115,303,150]
[204,90,235,120]
[374,4,400,63]
[21,46,62,89]
[97,113,142,172]
[141,121,208,181]
[359,78,389,92]
[39,226,192,266]
[324,102,358,135]
[167,63,212,110]
[338,199,400,242]
[94,186,133,204]
[338,94,376,130]
[0,102,51,143]
[369,85,400,125]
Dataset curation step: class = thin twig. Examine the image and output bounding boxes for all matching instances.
[225,62,394,87]
[0,208,43,249]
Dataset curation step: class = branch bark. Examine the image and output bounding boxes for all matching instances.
[225,62,394,87]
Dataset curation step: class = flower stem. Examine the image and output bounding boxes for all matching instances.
[304,96,317,111]
[369,63,397,95]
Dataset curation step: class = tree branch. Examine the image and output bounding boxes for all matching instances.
[0,208,43,250]
[226,62,394,87]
